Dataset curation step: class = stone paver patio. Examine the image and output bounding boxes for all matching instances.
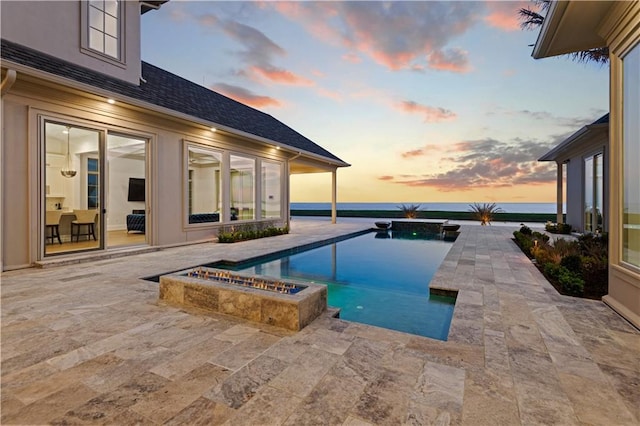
[1,220,638,425]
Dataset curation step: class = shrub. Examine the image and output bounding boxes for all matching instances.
[519,225,533,235]
[558,223,572,234]
[469,202,504,225]
[532,231,550,244]
[558,268,584,296]
[513,231,533,254]
[560,254,582,274]
[543,262,561,279]
[545,222,573,234]
[398,204,422,219]
[218,224,289,243]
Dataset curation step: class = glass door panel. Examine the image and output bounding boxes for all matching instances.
[44,122,102,255]
[106,133,147,248]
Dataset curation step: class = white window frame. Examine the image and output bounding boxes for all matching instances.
[80,0,125,65]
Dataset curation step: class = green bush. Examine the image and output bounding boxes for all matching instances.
[560,254,582,274]
[545,222,573,234]
[513,231,533,254]
[514,228,606,299]
[218,224,289,243]
[558,223,572,234]
[519,225,533,235]
[531,231,550,243]
[558,268,584,295]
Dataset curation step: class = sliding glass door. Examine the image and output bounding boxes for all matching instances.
[584,153,603,233]
[43,122,103,255]
[106,133,147,248]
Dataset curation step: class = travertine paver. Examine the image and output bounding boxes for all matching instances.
[1,220,638,425]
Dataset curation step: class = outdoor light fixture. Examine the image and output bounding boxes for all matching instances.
[210,127,217,132]
[60,126,77,178]
[107,98,116,104]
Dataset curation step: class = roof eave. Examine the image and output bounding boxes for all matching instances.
[2,59,349,168]
[532,1,614,59]
[538,122,608,162]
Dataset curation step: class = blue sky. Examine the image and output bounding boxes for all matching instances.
[141,1,608,202]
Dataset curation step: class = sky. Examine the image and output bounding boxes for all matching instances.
[141,1,609,203]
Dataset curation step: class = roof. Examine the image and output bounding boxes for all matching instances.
[532,1,616,59]
[0,39,347,166]
[538,113,609,161]
[140,1,169,15]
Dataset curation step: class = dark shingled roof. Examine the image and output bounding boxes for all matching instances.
[1,39,346,165]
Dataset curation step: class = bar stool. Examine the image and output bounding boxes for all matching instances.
[45,210,63,244]
[71,209,97,242]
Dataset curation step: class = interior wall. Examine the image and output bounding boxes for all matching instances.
[107,156,145,231]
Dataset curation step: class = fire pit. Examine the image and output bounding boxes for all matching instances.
[159,267,327,331]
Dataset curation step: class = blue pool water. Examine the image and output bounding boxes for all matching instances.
[210,230,456,340]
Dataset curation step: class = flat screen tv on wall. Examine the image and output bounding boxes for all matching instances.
[127,178,145,202]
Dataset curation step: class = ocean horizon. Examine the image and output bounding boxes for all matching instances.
[291,202,561,214]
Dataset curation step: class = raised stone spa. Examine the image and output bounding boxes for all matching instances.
[159,267,327,331]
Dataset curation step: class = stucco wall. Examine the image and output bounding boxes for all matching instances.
[0,77,289,270]
[1,0,142,85]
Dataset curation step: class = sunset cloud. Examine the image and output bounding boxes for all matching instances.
[250,66,314,86]
[271,2,483,72]
[395,101,457,123]
[483,1,531,32]
[427,48,471,73]
[182,9,314,88]
[212,83,281,108]
[400,144,443,158]
[383,137,558,191]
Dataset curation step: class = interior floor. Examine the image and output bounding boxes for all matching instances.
[45,230,146,255]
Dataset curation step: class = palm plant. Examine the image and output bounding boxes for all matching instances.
[398,204,422,219]
[468,202,503,226]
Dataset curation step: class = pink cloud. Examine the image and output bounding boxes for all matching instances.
[428,48,471,73]
[212,83,282,109]
[270,2,483,73]
[378,175,394,181]
[484,1,531,32]
[395,101,456,123]
[401,144,442,158]
[381,137,558,192]
[250,66,314,86]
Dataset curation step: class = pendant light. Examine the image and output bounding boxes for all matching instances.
[61,126,77,178]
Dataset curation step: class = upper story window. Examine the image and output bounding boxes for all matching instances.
[87,1,121,60]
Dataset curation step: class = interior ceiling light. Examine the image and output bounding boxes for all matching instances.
[60,126,77,178]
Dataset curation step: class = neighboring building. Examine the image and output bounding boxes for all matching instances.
[0,1,349,271]
[539,114,609,233]
[534,1,640,328]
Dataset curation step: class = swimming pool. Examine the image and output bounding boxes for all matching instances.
[208,230,456,340]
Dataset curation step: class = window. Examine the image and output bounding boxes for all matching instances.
[230,155,255,220]
[187,146,222,224]
[87,0,120,59]
[261,161,282,219]
[622,42,640,268]
[584,153,603,233]
[87,158,99,209]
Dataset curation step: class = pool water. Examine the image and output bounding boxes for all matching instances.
[209,230,456,340]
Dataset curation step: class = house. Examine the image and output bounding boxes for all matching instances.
[0,1,349,271]
[539,113,609,233]
[533,1,640,328]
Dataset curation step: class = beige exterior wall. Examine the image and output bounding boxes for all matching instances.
[602,2,640,328]
[1,0,142,85]
[1,73,290,270]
